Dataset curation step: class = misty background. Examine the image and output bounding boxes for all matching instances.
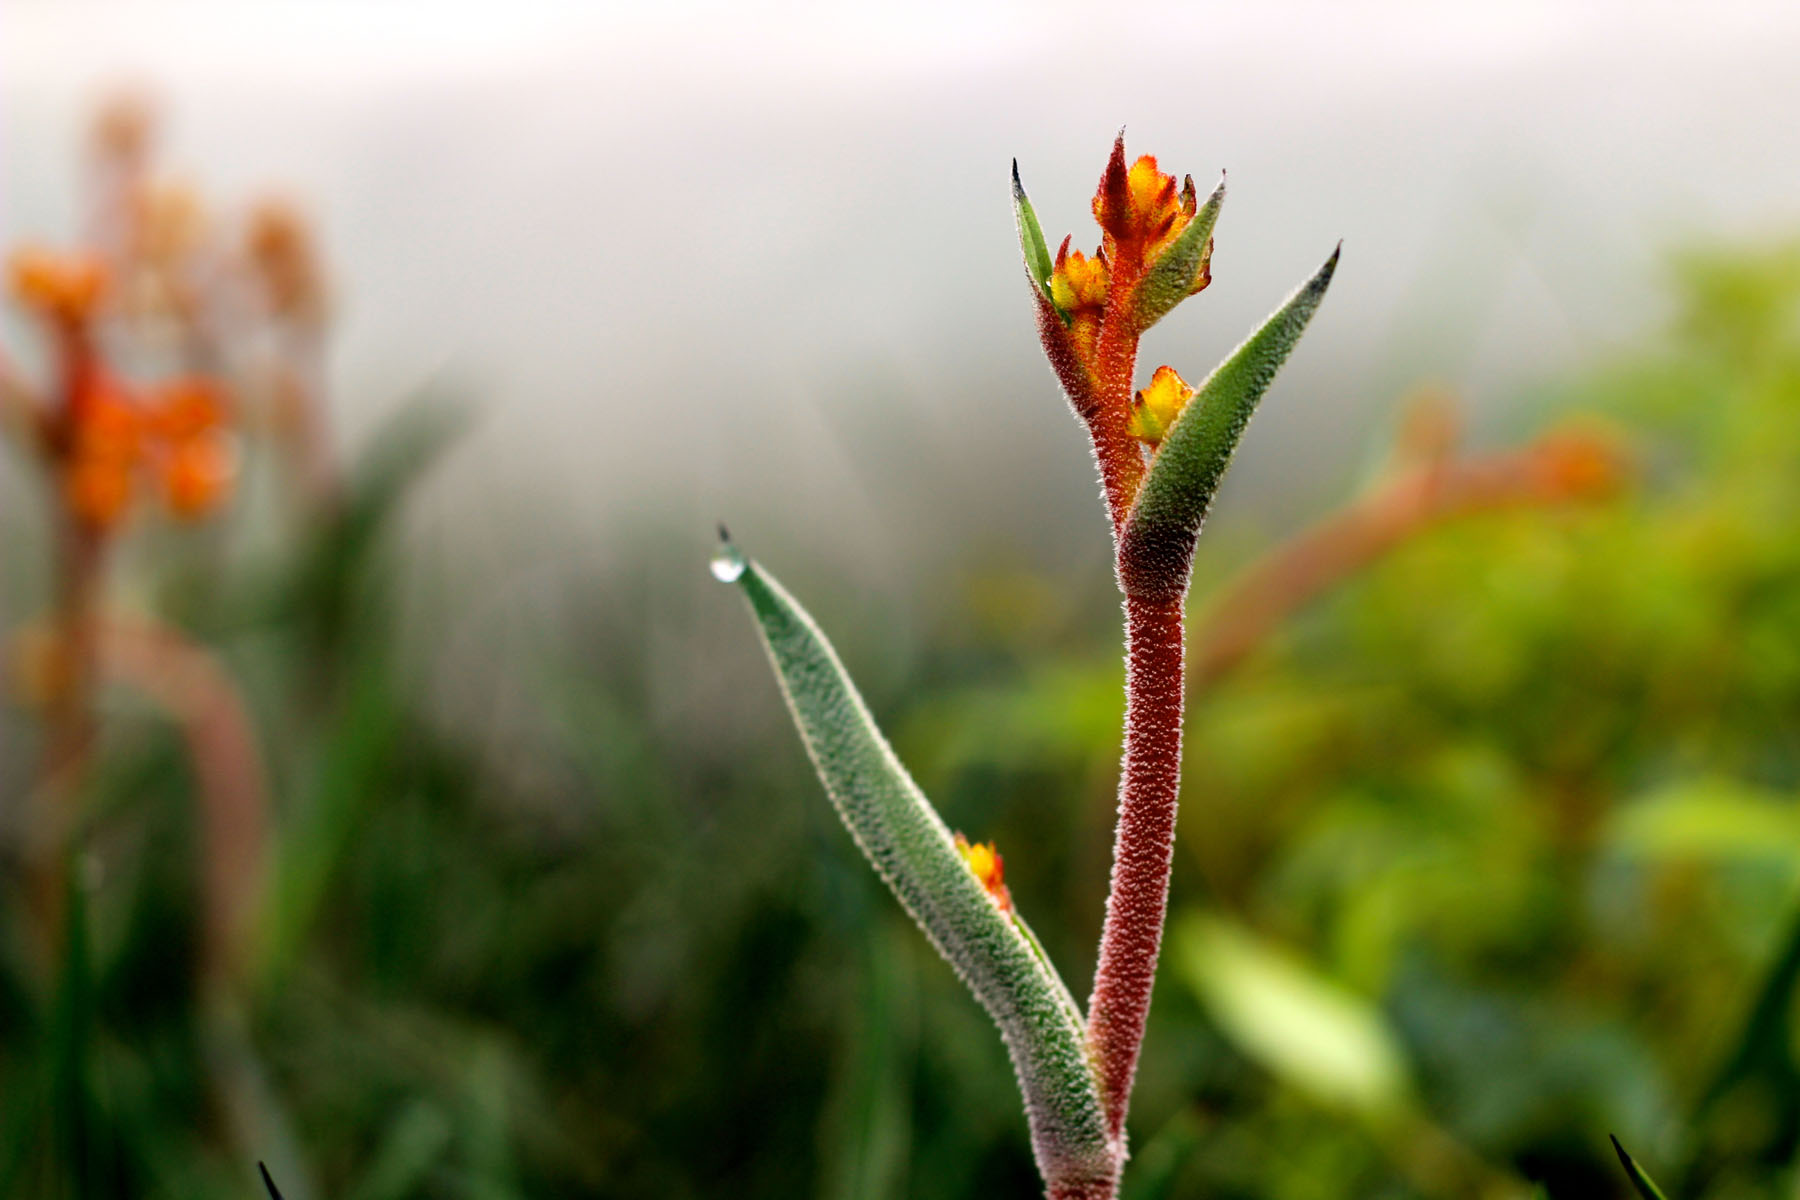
[6,0,1799,589]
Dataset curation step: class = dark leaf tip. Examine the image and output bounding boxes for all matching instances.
[259,1163,285,1200]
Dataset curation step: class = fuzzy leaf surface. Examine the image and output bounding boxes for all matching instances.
[1119,247,1339,600]
[1013,160,1056,303]
[1136,176,1225,330]
[730,555,1114,1189]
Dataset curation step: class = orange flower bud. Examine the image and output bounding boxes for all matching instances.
[954,832,1013,913]
[160,431,236,519]
[90,88,157,168]
[1049,239,1110,367]
[1532,430,1629,500]
[148,376,230,441]
[245,198,326,322]
[1093,150,1195,260]
[9,247,109,324]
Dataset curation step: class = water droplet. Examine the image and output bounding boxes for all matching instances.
[710,530,745,583]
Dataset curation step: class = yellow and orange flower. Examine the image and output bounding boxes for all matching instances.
[1127,365,1196,449]
[954,832,1013,913]
[1049,239,1111,367]
[1094,153,1198,263]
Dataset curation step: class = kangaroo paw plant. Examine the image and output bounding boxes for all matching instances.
[717,134,1337,1199]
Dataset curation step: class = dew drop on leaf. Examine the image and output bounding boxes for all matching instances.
[710,525,746,583]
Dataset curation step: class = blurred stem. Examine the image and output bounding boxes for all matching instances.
[1188,427,1623,694]
[25,320,107,955]
[99,619,271,990]
[28,484,105,958]
[1087,593,1185,1142]
[276,327,341,513]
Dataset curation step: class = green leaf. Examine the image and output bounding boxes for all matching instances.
[1118,246,1339,600]
[820,924,915,1200]
[1610,1136,1670,1200]
[1606,778,1800,867]
[1174,914,1411,1117]
[723,543,1114,1188]
[1012,159,1055,302]
[1136,174,1225,329]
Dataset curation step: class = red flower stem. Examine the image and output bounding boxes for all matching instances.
[29,499,104,948]
[1086,591,1185,1139]
[1087,265,1145,534]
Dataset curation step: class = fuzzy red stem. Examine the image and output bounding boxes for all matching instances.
[1086,592,1185,1138]
[1050,1180,1124,1200]
[1087,266,1145,534]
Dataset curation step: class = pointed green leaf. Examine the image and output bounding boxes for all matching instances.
[723,545,1113,1188]
[1611,1136,1670,1200]
[1136,174,1225,329]
[1119,246,1339,600]
[1013,159,1055,302]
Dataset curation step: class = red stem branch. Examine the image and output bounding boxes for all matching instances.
[1085,592,1185,1138]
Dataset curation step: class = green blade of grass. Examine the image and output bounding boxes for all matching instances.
[721,540,1114,1189]
[1119,246,1338,600]
[1611,1136,1670,1200]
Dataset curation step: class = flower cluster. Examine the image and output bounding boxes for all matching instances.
[1034,145,1215,455]
[8,247,237,534]
[1017,138,1233,536]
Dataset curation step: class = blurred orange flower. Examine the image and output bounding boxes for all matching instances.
[55,372,234,532]
[10,247,110,326]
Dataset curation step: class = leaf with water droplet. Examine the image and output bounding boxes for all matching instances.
[723,545,1114,1192]
[711,524,747,582]
[1119,246,1339,601]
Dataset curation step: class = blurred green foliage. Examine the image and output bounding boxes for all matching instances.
[4,241,1800,1198]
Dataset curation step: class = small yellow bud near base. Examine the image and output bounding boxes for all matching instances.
[1127,365,1196,449]
[953,832,1013,913]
